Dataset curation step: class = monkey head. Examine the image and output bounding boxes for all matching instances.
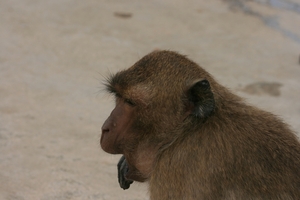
[100,50,215,155]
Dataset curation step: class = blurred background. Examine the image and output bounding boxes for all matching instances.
[0,0,299,199]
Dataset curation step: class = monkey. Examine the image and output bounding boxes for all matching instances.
[100,50,300,200]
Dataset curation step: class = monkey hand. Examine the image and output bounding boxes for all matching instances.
[117,155,134,190]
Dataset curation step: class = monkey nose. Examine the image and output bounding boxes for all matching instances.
[101,127,110,135]
[101,119,111,134]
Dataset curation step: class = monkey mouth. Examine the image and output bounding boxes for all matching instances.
[100,130,122,154]
[100,130,110,151]
[100,130,110,147]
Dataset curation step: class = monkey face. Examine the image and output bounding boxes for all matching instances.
[101,96,137,154]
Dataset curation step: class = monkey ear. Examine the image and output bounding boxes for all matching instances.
[187,80,215,118]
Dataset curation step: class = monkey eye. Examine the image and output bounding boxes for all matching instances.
[124,98,135,106]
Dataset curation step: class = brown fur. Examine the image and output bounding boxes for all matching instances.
[101,50,300,200]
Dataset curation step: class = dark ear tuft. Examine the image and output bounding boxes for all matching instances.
[188,80,215,118]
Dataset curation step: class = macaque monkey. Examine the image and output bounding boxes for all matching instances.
[101,50,300,200]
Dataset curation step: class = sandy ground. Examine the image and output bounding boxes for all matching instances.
[0,0,300,199]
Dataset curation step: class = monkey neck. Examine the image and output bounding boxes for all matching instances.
[124,142,158,182]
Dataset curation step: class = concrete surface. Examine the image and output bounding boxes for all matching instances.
[0,0,299,199]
